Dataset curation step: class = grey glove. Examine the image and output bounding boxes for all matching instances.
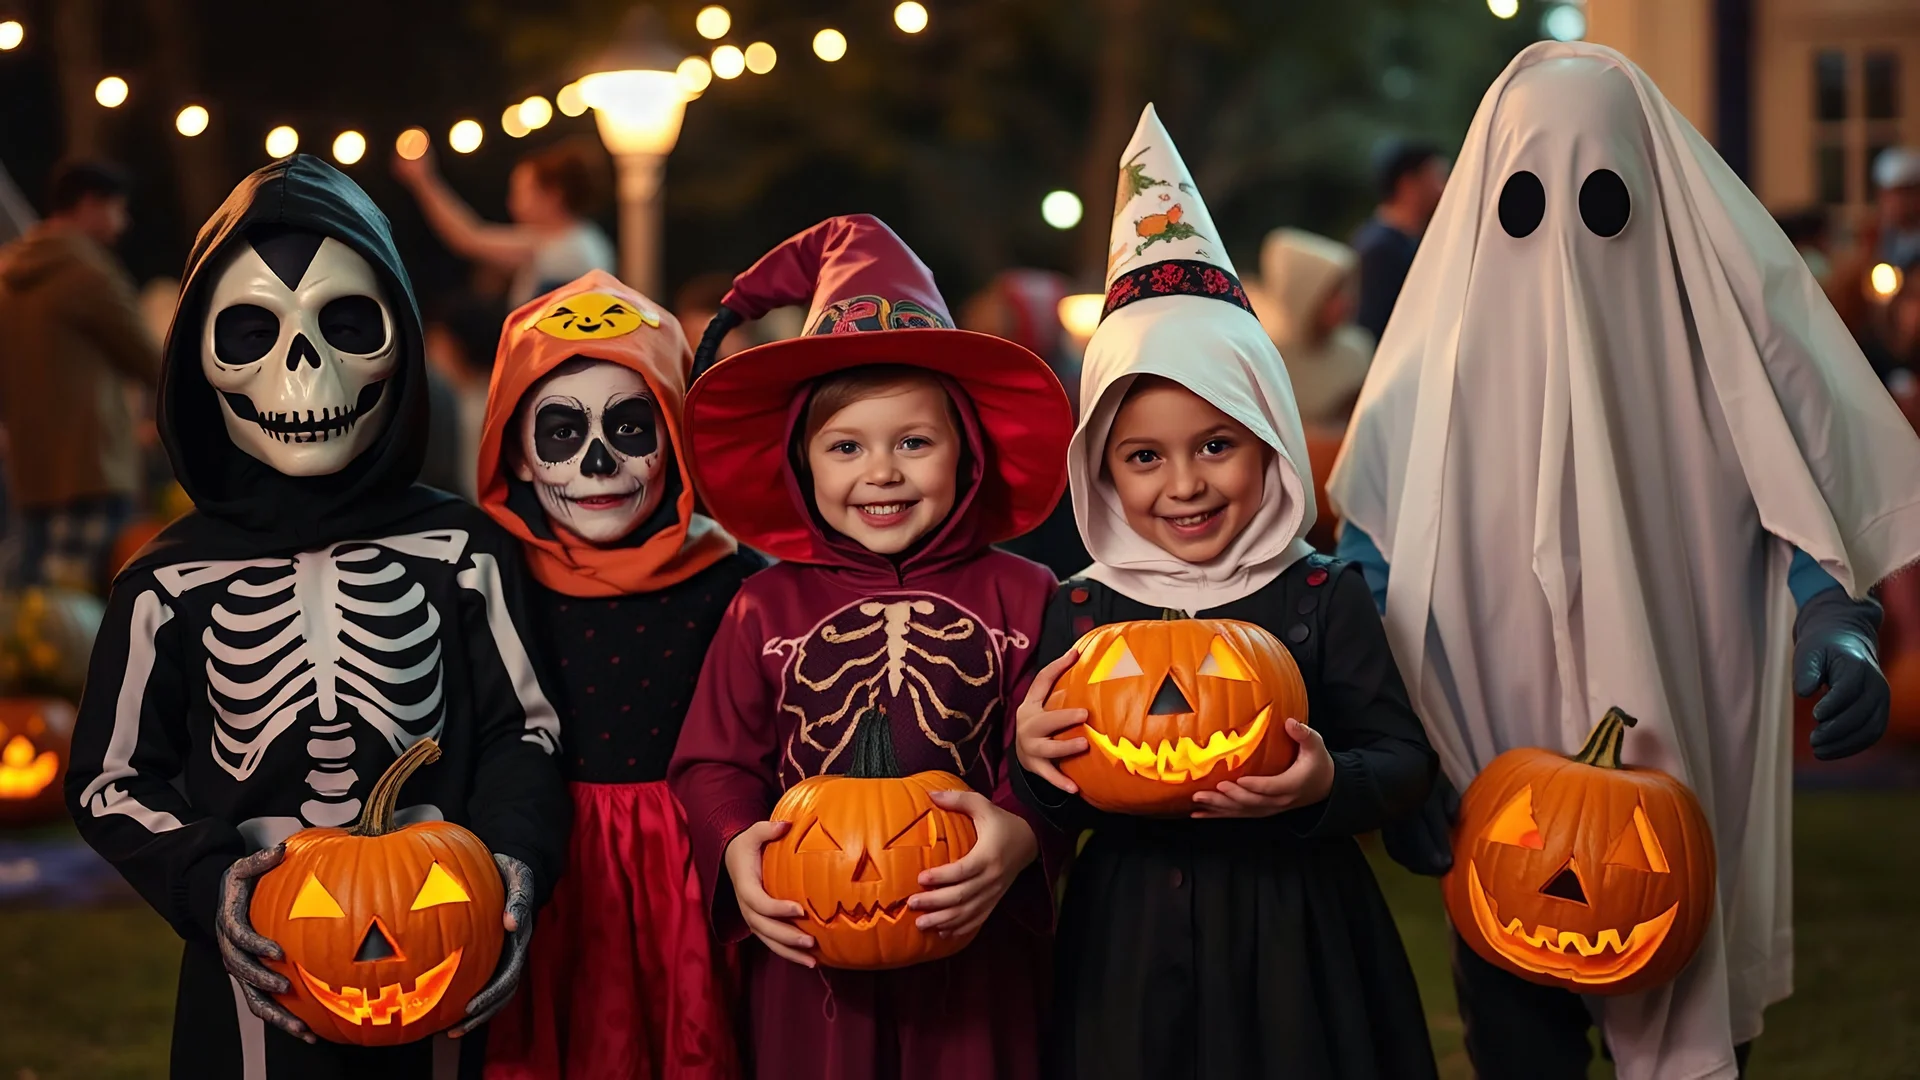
[451,853,536,1037]
[1793,588,1890,761]
[1382,771,1460,877]
[216,844,317,1044]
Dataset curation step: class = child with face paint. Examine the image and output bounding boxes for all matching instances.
[475,271,755,1080]
[667,215,1074,1080]
[1010,108,1439,1080]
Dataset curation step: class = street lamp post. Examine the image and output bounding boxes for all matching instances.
[580,8,688,299]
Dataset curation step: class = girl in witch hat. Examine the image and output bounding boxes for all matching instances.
[1011,106,1440,1079]
[477,271,753,1080]
[668,215,1074,1080]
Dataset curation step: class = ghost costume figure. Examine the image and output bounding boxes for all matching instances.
[65,156,569,1080]
[1329,43,1920,1080]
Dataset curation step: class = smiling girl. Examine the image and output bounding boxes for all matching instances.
[1011,108,1439,1080]
[669,216,1073,1080]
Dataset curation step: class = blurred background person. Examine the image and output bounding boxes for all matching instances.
[1351,138,1447,341]
[0,160,159,594]
[1874,147,1920,269]
[960,268,1091,578]
[1861,253,1920,391]
[392,135,615,308]
[1252,227,1374,428]
[421,289,509,501]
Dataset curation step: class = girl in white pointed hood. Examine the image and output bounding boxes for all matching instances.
[1330,41,1920,1080]
[1009,105,1439,1080]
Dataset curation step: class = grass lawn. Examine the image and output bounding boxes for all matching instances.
[4,791,1915,1079]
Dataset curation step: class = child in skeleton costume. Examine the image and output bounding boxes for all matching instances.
[1327,43,1920,1080]
[64,155,570,1080]
[1010,106,1438,1080]
[475,270,755,1080]
[667,215,1073,1080]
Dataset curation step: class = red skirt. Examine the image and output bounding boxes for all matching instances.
[487,780,740,1080]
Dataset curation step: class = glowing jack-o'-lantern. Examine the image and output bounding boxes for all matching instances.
[1442,708,1716,995]
[762,708,980,970]
[1046,618,1307,815]
[0,698,75,827]
[251,739,505,1044]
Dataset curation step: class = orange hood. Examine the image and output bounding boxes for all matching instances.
[479,270,735,597]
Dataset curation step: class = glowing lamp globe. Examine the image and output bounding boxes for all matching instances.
[1047,618,1306,815]
[762,709,980,970]
[1442,708,1716,995]
[251,740,505,1044]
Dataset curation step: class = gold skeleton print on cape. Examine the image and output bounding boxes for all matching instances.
[765,592,1027,786]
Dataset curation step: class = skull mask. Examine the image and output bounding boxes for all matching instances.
[201,228,398,476]
[512,358,668,545]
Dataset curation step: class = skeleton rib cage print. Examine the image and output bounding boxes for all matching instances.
[78,528,560,839]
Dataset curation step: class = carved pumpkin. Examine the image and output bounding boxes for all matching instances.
[762,708,980,970]
[251,739,505,1044]
[1046,618,1307,815]
[0,698,75,827]
[1442,708,1716,995]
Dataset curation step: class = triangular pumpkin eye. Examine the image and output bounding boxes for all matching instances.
[1484,785,1545,849]
[289,872,346,919]
[1087,637,1144,683]
[795,820,842,853]
[1198,637,1253,681]
[411,861,473,911]
[1603,804,1671,873]
[884,809,941,849]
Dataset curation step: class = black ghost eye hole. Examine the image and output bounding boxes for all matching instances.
[1498,171,1546,239]
[1579,169,1632,238]
[318,295,388,355]
[213,304,280,365]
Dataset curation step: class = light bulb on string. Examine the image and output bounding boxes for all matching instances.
[502,103,531,138]
[556,82,587,117]
[95,76,128,108]
[395,127,430,161]
[894,2,929,33]
[520,95,553,131]
[265,125,299,159]
[175,105,209,137]
[0,21,23,51]
[695,5,730,40]
[813,29,847,62]
[449,119,484,154]
[332,131,367,166]
[711,44,745,80]
[744,42,776,75]
[677,56,714,97]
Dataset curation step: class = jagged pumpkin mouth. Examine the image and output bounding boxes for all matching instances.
[294,948,462,1026]
[1084,706,1271,783]
[806,899,912,929]
[1467,862,1676,983]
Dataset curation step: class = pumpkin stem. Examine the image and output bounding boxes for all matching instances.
[846,708,903,779]
[1572,707,1637,769]
[1160,607,1188,621]
[350,737,441,837]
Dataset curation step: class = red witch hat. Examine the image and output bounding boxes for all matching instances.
[684,215,1072,561]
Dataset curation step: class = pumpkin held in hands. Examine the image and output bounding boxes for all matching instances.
[1047,618,1306,815]
[0,698,74,827]
[762,708,979,970]
[1442,708,1716,996]
[250,739,505,1045]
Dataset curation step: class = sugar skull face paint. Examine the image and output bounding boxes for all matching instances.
[512,359,668,545]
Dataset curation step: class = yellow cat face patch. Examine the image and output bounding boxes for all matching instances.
[534,292,660,340]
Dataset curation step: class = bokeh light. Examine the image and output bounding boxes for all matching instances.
[1041,190,1084,230]
[265,126,299,159]
[395,127,431,161]
[678,56,714,97]
[712,44,745,80]
[175,105,209,137]
[813,29,847,62]
[1057,294,1103,342]
[520,95,554,131]
[1487,0,1519,19]
[744,42,777,75]
[332,131,367,166]
[1870,262,1903,298]
[502,104,531,138]
[94,76,128,108]
[696,5,731,40]
[894,2,929,33]
[0,21,24,51]
[1543,4,1585,41]
[557,82,588,117]
[449,119,484,154]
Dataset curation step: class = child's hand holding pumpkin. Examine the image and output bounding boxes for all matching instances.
[908,791,1038,938]
[1190,718,1333,819]
[1014,648,1089,794]
[724,820,817,968]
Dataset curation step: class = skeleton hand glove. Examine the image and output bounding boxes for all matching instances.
[217,844,317,1043]
[452,853,536,1037]
[1794,588,1889,761]
[1382,772,1460,877]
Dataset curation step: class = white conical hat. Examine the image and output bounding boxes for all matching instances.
[1099,104,1252,322]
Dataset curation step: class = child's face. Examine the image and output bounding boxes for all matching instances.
[513,360,669,545]
[806,382,960,555]
[1104,379,1268,564]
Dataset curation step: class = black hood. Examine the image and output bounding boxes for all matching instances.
[158,154,433,547]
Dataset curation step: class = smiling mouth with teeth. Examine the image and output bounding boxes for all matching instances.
[294,948,462,1027]
[223,379,387,444]
[1084,705,1271,783]
[807,899,912,929]
[1465,862,1677,984]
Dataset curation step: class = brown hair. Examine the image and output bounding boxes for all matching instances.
[521,137,611,217]
[800,364,960,445]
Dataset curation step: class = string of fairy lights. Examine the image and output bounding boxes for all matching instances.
[0,5,936,167]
